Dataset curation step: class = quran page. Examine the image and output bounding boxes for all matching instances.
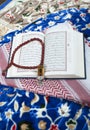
[44,29,75,78]
[44,25,85,78]
[44,31,67,71]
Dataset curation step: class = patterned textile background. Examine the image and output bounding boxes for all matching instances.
[0,0,90,37]
[0,3,90,45]
[0,1,90,106]
[0,1,90,130]
[0,84,90,130]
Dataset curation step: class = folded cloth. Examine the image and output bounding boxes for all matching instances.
[0,84,90,130]
[0,7,90,47]
[0,7,90,106]
[0,0,90,41]
[0,0,90,35]
[0,39,90,106]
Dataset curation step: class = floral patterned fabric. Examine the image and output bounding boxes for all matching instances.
[0,84,90,130]
[0,0,90,35]
[0,0,90,40]
[0,6,90,47]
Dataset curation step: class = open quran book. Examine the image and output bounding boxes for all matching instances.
[6,22,85,79]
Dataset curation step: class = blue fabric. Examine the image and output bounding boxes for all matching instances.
[0,0,12,10]
[0,8,90,47]
[0,84,89,130]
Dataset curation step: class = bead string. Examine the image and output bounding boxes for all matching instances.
[4,38,45,74]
